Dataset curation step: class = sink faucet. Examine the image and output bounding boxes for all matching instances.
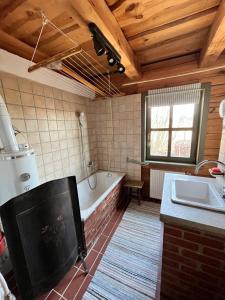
[194,160,225,175]
[195,160,225,199]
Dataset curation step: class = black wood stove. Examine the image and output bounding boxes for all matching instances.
[0,176,87,300]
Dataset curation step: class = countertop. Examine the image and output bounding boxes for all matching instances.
[160,173,225,236]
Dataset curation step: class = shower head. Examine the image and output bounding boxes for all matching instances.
[76,111,85,127]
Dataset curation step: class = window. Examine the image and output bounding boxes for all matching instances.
[142,84,209,164]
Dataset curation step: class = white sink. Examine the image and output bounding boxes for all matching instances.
[171,178,225,213]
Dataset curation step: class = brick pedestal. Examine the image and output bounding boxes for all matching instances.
[161,223,225,300]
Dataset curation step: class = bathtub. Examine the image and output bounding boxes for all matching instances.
[77,170,125,221]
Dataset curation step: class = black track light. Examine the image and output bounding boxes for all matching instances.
[107,51,117,66]
[93,36,105,56]
[117,62,125,74]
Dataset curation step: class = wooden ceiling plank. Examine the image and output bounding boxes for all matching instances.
[69,0,141,79]
[0,0,27,20]
[28,46,82,72]
[119,0,219,37]
[200,0,225,67]
[62,65,106,96]
[129,7,217,51]
[136,28,208,65]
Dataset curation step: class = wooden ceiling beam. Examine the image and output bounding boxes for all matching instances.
[69,0,141,79]
[0,29,47,62]
[112,53,225,93]
[200,0,225,67]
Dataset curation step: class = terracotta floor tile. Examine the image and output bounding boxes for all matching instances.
[80,250,99,273]
[102,219,117,236]
[100,238,110,254]
[74,275,92,299]
[46,290,61,300]
[54,266,78,294]
[93,235,108,252]
[63,269,87,300]
[89,253,103,276]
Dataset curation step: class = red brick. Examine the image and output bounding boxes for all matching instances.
[203,247,225,260]
[201,264,225,278]
[164,235,199,251]
[164,225,182,237]
[163,250,197,268]
[164,242,179,253]
[181,249,221,267]
[163,257,180,269]
[183,232,224,250]
[181,265,218,283]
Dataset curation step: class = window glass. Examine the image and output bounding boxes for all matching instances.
[151,106,170,129]
[172,104,194,128]
[150,131,169,156]
[171,131,192,158]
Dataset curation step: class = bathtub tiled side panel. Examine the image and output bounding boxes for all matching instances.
[160,223,225,300]
[83,178,125,249]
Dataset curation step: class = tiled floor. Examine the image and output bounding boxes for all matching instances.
[8,202,128,300]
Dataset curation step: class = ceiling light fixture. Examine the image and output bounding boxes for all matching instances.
[117,62,125,74]
[88,23,126,74]
[107,51,117,66]
[93,36,105,56]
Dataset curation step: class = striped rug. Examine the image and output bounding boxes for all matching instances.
[83,200,162,300]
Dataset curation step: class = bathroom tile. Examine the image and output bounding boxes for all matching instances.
[40,131,50,142]
[56,110,64,120]
[36,108,47,120]
[7,104,24,119]
[23,106,36,119]
[12,119,26,132]
[45,97,55,109]
[44,86,53,98]
[21,92,34,106]
[47,109,56,120]
[38,120,49,131]
[48,120,57,130]
[4,88,21,104]
[34,95,46,108]
[54,99,63,110]
[25,120,38,132]
[27,132,40,145]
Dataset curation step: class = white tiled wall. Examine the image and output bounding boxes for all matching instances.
[0,72,97,184]
[92,94,142,180]
[0,71,141,183]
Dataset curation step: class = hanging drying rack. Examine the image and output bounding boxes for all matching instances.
[28,12,122,98]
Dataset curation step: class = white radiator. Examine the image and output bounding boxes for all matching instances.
[150,169,184,199]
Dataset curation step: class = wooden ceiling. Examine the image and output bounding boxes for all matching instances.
[1,0,225,96]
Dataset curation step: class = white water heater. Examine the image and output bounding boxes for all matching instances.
[0,95,39,205]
